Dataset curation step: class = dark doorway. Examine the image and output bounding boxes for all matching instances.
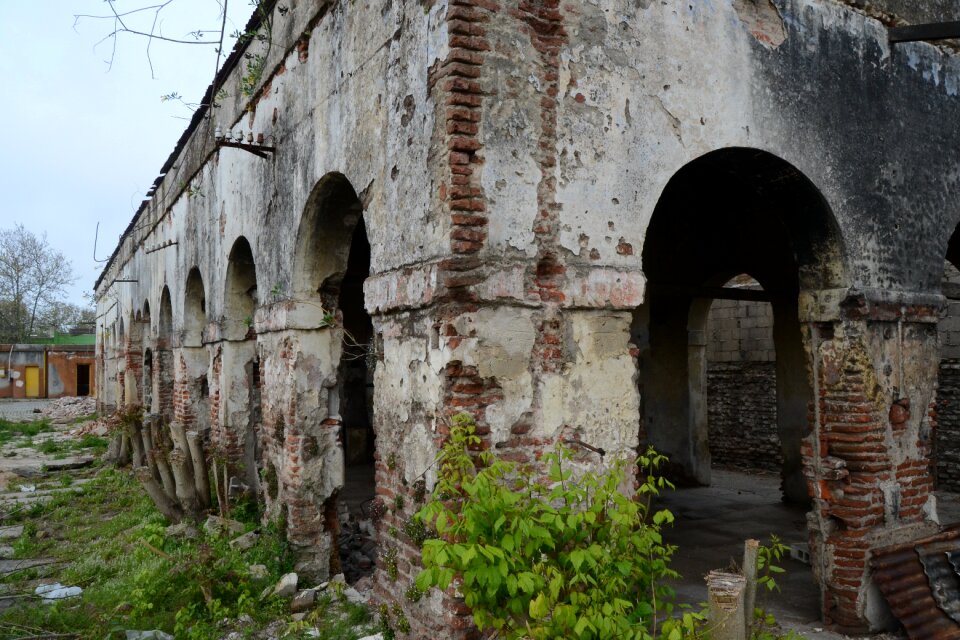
[76,364,91,397]
[338,219,374,468]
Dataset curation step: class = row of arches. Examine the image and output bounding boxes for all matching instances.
[99,173,378,581]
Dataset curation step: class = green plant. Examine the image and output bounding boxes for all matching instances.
[37,438,67,456]
[239,53,266,97]
[751,536,795,640]
[404,583,424,603]
[415,414,701,639]
[383,546,399,582]
[392,603,411,634]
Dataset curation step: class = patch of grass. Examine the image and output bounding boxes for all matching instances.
[0,418,52,445]
[286,593,377,640]
[36,439,67,456]
[73,434,109,453]
[71,413,99,425]
[0,468,311,639]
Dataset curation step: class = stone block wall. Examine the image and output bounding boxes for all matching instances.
[707,362,781,472]
[705,282,779,472]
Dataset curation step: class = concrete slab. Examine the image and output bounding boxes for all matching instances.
[658,469,910,639]
[0,557,57,576]
[0,401,50,422]
[0,525,23,539]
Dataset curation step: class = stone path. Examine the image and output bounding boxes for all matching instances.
[0,411,101,612]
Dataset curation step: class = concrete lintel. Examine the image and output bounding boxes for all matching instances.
[799,288,944,323]
[254,299,334,333]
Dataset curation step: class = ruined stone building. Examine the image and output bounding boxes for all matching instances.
[94,0,960,634]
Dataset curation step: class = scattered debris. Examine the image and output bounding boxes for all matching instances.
[229,530,259,551]
[337,510,377,583]
[268,572,298,599]
[248,564,269,580]
[203,515,245,537]
[35,582,82,602]
[40,396,97,424]
[165,522,199,540]
[125,631,174,640]
[290,588,316,613]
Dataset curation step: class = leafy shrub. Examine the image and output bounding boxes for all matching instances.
[414,414,702,640]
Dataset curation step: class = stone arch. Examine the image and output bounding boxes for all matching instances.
[158,286,174,347]
[291,173,365,302]
[183,267,207,347]
[219,236,261,491]
[224,237,258,341]
[689,273,784,474]
[638,147,845,489]
[636,147,850,624]
[178,266,212,439]
[276,172,374,582]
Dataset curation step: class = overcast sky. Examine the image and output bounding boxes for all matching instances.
[0,2,253,307]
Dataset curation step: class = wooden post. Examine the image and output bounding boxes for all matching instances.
[706,571,747,640]
[743,539,760,636]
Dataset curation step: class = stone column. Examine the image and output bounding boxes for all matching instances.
[800,289,941,631]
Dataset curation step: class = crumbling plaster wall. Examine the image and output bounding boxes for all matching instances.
[94,0,453,580]
[93,0,960,635]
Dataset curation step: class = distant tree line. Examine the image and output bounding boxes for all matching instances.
[0,225,94,343]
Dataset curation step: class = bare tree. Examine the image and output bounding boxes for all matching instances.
[0,225,77,343]
[73,0,236,83]
[41,302,97,337]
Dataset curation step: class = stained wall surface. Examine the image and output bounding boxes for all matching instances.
[0,345,95,399]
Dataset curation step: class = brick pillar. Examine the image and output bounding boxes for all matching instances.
[124,340,143,407]
[801,290,941,632]
[257,325,343,580]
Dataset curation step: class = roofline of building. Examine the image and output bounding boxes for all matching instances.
[94,0,278,291]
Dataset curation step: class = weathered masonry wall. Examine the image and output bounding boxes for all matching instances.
[95,0,960,635]
[936,262,960,491]
[0,345,95,400]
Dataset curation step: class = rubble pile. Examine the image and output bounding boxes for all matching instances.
[337,511,377,583]
[40,397,97,424]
